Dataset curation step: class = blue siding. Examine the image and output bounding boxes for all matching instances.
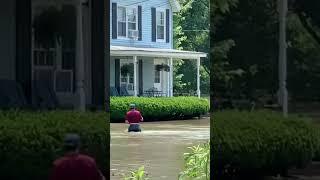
[110,0,173,49]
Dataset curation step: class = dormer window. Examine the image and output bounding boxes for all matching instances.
[156,11,165,41]
[117,6,138,39]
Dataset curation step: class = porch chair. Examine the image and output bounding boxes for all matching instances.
[110,87,120,96]
[32,80,59,110]
[0,79,28,109]
[119,86,132,96]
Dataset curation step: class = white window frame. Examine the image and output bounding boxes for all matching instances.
[117,5,138,39]
[120,60,134,91]
[154,68,161,83]
[117,6,127,38]
[127,7,138,32]
[156,9,166,42]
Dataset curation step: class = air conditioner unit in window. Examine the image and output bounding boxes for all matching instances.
[128,30,139,39]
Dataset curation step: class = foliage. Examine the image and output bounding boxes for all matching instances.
[173,0,210,94]
[110,97,209,122]
[211,110,320,179]
[33,5,76,48]
[210,0,320,101]
[179,142,210,180]
[0,110,109,180]
[121,64,134,76]
[123,166,149,180]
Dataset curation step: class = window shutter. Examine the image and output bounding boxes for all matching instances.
[138,6,142,41]
[166,9,170,43]
[112,3,117,39]
[115,59,120,91]
[151,7,156,42]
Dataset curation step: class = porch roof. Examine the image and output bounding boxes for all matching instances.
[110,46,207,59]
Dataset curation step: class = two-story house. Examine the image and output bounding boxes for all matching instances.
[0,0,108,111]
[109,0,206,97]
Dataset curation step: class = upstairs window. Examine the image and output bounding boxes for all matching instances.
[117,6,126,37]
[156,11,165,40]
[128,8,137,32]
[117,6,138,38]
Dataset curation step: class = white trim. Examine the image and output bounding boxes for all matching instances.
[167,59,170,97]
[169,58,173,97]
[117,6,127,38]
[110,46,207,59]
[75,1,86,111]
[197,57,201,98]
[117,5,138,40]
[156,9,166,42]
[133,56,138,96]
[169,0,181,12]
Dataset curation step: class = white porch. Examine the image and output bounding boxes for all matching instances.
[110,45,206,98]
[0,0,107,111]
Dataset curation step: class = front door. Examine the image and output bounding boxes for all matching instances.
[120,60,134,95]
[32,4,76,95]
[154,60,164,92]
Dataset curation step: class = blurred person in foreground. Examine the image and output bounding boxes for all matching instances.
[49,133,105,180]
[125,104,144,132]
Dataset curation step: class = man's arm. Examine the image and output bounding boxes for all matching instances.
[49,164,60,180]
[125,112,129,124]
[139,112,144,122]
[91,160,105,180]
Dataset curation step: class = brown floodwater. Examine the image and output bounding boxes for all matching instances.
[110,118,210,180]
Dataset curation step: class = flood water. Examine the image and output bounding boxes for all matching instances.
[110,118,210,180]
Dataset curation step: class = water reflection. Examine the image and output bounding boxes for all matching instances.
[110,118,209,179]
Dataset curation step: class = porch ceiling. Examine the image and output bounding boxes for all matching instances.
[110,46,207,59]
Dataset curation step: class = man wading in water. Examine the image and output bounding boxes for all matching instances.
[125,104,143,132]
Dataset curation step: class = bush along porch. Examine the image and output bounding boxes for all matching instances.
[110,97,209,122]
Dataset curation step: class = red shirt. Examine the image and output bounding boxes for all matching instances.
[126,110,143,124]
[49,153,103,180]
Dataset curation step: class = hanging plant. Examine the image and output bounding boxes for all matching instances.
[155,64,170,71]
[162,64,170,72]
[121,64,134,76]
[155,64,163,71]
[33,5,77,49]
[33,6,62,48]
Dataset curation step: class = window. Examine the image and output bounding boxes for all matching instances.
[128,8,137,31]
[117,6,137,38]
[117,6,126,37]
[156,11,165,40]
[155,67,160,83]
[120,62,134,91]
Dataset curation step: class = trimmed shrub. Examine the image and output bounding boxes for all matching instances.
[211,110,320,179]
[110,97,209,122]
[0,110,109,180]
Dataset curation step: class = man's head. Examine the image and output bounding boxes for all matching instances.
[129,104,136,110]
[64,133,81,152]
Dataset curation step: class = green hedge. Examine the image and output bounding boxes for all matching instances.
[110,97,209,122]
[0,110,109,180]
[211,110,320,178]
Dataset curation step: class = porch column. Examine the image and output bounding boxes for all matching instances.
[197,57,201,98]
[167,59,170,97]
[133,56,138,96]
[16,0,32,103]
[169,58,173,97]
[75,0,86,111]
